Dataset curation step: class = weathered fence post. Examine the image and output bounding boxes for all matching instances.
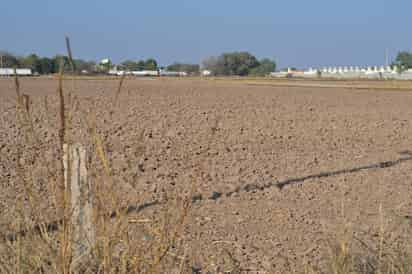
[63,143,95,270]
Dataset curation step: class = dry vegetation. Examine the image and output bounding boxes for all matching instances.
[1,81,195,273]
[0,40,195,274]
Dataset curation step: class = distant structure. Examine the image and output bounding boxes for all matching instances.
[201,70,212,77]
[100,58,111,65]
[108,68,158,76]
[107,68,188,77]
[0,68,32,77]
[159,70,187,77]
[270,65,412,80]
[270,68,306,78]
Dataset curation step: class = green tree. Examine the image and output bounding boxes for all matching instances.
[20,54,41,73]
[144,58,158,70]
[39,57,54,74]
[249,58,276,76]
[121,60,139,71]
[137,60,145,71]
[224,52,259,75]
[394,51,412,71]
[51,55,70,73]
[74,59,96,73]
[167,63,200,74]
[202,52,262,76]
[0,51,19,67]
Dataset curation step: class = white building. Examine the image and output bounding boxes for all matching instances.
[131,70,159,76]
[160,71,188,77]
[100,58,111,65]
[201,70,212,76]
[269,65,412,80]
[0,68,32,76]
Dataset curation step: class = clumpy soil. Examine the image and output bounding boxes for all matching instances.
[1,78,412,273]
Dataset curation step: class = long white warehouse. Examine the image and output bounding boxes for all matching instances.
[0,68,32,76]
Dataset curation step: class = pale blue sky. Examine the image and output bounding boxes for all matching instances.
[1,0,411,68]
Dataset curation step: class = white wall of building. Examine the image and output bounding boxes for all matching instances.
[0,68,32,76]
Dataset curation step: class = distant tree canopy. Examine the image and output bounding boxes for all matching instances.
[39,57,54,74]
[166,63,200,74]
[250,58,277,76]
[202,52,276,76]
[0,51,97,74]
[0,51,163,74]
[394,51,412,70]
[0,51,19,67]
[1,49,277,77]
[74,59,96,73]
[120,60,140,71]
[144,58,158,71]
[19,54,42,73]
[118,59,158,71]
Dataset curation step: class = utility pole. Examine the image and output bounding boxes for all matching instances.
[385,49,389,66]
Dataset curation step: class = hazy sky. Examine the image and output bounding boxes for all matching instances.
[1,0,411,68]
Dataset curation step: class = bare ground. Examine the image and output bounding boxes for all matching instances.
[1,77,412,273]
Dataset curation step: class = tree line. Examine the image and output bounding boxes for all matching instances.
[117,53,276,76]
[0,51,164,75]
[0,51,200,75]
[119,61,201,75]
[118,59,158,71]
[3,49,411,76]
[166,63,200,75]
[0,50,276,76]
[0,51,99,74]
[202,52,276,76]
[393,51,412,71]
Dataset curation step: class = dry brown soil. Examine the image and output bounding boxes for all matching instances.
[1,77,412,273]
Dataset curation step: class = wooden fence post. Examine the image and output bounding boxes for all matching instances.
[63,143,95,270]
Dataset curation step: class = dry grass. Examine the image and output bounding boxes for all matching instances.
[0,39,195,274]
